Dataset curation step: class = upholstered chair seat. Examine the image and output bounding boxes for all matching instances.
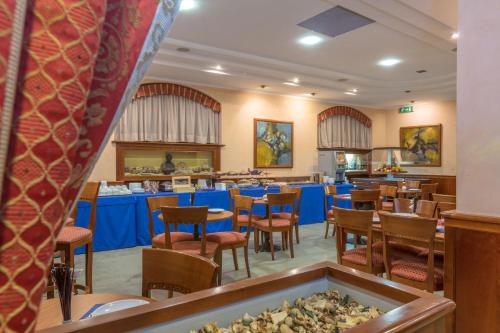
[390,259,444,284]
[253,218,291,229]
[152,232,194,248]
[341,242,384,268]
[206,232,246,246]
[171,241,219,257]
[57,226,92,244]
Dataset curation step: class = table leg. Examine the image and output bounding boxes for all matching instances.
[259,231,281,252]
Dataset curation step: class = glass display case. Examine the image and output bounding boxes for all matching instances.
[115,141,222,181]
[345,152,370,172]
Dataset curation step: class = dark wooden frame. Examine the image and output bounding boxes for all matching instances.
[37,261,454,333]
[114,141,224,181]
[254,118,293,169]
[399,124,442,167]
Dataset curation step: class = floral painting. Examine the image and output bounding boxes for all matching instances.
[254,119,293,168]
[400,124,442,166]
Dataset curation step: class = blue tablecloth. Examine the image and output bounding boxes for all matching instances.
[74,183,355,252]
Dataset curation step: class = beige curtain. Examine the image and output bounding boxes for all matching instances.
[115,94,220,143]
[318,115,372,149]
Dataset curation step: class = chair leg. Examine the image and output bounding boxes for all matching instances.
[254,229,260,253]
[324,222,330,239]
[231,248,239,270]
[295,222,300,244]
[331,225,336,237]
[288,228,294,258]
[85,242,93,294]
[243,245,251,278]
[269,232,275,261]
[215,249,223,286]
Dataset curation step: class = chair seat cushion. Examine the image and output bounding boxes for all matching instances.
[206,232,246,246]
[253,218,291,229]
[327,210,334,218]
[172,241,219,257]
[341,244,384,267]
[271,212,299,221]
[152,232,194,248]
[57,227,92,244]
[391,259,444,284]
[236,214,262,225]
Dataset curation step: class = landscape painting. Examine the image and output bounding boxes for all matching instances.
[400,124,442,166]
[254,119,293,168]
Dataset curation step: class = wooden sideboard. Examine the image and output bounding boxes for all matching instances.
[442,211,500,333]
[362,173,456,195]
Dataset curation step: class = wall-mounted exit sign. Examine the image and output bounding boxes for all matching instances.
[399,105,414,113]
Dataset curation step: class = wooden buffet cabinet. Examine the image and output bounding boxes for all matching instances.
[36,262,454,333]
[115,141,223,181]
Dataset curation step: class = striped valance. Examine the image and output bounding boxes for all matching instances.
[133,82,221,112]
[318,106,371,128]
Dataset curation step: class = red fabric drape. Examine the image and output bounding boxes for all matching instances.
[0,1,179,332]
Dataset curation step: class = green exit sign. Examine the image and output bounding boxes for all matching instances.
[399,105,414,113]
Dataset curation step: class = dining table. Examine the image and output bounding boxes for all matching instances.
[158,210,234,239]
[36,293,153,332]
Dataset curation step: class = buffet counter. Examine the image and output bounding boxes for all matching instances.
[37,262,455,333]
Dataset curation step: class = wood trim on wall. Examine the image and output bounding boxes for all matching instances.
[393,173,456,195]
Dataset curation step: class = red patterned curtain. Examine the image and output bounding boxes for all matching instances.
[0,0,180,331]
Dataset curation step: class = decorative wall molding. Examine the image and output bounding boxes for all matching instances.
[133,82,221,112]
[318,106,372,128]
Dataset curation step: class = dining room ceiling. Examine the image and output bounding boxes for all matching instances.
[146,0,457,108]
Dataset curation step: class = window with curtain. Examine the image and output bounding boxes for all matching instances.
[115,83,221,144]
[317,106,372,149]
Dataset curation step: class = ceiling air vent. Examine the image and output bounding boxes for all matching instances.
[337,78,348,82]
[416,69,427,73]
[298,6,375,38]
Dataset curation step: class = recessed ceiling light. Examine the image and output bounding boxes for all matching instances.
[213,65,223,70]
[203,69,229,75]
[292,77,300,83]
[283,82,299,87]
[350,88,358,93]
[298,35,324,46]
[377,58,402,67]
[176,47,190,53]
[451,32,459,39]
[180,0,198,11]
[344,92,357,96]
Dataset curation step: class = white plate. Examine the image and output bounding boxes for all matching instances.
[89,299,149,317]
[208,208,224,214]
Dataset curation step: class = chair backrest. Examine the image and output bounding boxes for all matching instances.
[267,193,296,227]
[420,183,439,200]
[436,201,456,218]
[393,198,414,213]
[378,211,438,291]
[324,185,337,216]
[142,248,218,298]
[416,200,438,218]
[281,186,302,214]
[228,187,240,211]
[407,180,421,189]
[233,195,254,237]
[333,207,376,270]
[146,196,179,243]
[160,206,209,253]
[78,182,101,233]
[380,185,398,199]
[351,189,381,210]
[432,193,456,203]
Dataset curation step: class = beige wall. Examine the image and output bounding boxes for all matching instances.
[89,85,387,180]
[385,100,456,175]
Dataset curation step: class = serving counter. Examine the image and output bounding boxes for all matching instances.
[37,262,454,333]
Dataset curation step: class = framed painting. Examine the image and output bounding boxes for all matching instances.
[254,119,293,168]
[400,124,442,167]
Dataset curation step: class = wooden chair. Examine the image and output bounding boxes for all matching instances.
[379,211,442,292]
[160,206,221,281]
[274,186,302,244]
[416,200,438,218]
[380,185,398,211]
[436,201,456,218]
[333,207,384,275]
[252,193,296,260]
[55,181,100,294]
[351,189,381,211]
[432,193,456,203]
[324,185,337,239]
[407,180,421,189]
[393,198,414,214]
[418,183,438,200]
[228,187,240,212]
[206,195,253,279]
[146,196,194,248]
[142,248,218,298]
